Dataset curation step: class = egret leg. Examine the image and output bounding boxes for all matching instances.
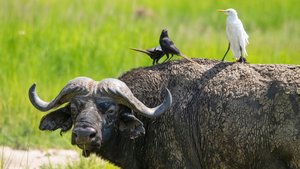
[221,43,230,62]
[237,57,246,63]
[237,46,247,63]
[152,59,156,65]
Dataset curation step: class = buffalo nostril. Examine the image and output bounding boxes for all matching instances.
[73,127,97,144]
[90,132,96,139]
[85,127,96,139]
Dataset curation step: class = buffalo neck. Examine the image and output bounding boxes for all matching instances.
[97,129,145,169]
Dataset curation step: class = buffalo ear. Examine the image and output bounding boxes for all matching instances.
[39,104,72,134]
[119,107,145,139]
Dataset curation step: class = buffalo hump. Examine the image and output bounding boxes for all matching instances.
[117,59,300,169]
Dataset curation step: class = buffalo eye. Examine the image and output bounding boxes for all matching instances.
[106,106,116,115]
[70,99,85,115]
[95,101,115,114]
[70,104,77,113]
[104,105,117,125]
[69,102,82,118]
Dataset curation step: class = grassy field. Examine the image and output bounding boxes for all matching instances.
[40,155,117,169]
[0,0,300,168]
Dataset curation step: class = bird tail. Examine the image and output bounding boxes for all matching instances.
[243,39,249,56]
[244,32,249,45]
[179,54,200,65]
[244,49,248,56]
[130,48,151,55]
[244,31,249,56]
[239,32,249,57]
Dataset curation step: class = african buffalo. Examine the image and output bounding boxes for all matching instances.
[29,59,300,169]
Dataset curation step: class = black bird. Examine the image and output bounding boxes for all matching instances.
[159,29,197,64]
[130,46,165,65]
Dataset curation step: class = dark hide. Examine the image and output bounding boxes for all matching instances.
[36,59,300,169]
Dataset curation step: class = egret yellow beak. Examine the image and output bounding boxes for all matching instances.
[217,9,226,12]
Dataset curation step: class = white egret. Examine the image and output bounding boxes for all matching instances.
[218,8,249,63]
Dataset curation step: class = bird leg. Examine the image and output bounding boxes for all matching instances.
[152,59,156,65]
[237,57,247,63]
[162,53,170,63]
[155,57,160,65]
[154,58,158,65]
[221,43,230,62]
[237,46,247,63]
[167,54,174,62]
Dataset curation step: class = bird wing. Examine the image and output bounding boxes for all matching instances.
[163,37,175,45]
[226,19,249,58]
[155,46,162,51]
[226,22,240,58]
[170,43,178,49]
[165,39,181,54]
[160,37,174,49]
[236,19,249,56]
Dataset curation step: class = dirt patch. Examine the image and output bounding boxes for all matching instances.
[1,146,79,169]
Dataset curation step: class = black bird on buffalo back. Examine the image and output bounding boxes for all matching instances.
[130,46,165,65]
[159,28,198,64]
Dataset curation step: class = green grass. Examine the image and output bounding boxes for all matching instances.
[0,0,300,167]
[41,155,118,169]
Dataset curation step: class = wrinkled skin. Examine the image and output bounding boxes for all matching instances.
[32,59,300,169]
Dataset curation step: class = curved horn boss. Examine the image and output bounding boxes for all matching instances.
[96,78,172,118]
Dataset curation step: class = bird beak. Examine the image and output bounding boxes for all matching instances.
[217,9,226,12]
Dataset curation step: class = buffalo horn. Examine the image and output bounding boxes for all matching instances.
[96,78,172,118]
[28,77,92,112]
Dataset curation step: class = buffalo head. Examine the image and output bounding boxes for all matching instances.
[28,77,172,157]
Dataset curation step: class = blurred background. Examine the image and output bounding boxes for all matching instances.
[0,0,299,168]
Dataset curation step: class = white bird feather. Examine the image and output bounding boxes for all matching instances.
[219,8,249,61]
